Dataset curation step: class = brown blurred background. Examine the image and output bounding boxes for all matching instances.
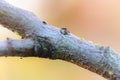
[1,0,120,80]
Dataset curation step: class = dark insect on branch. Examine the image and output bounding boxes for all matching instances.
[60,28,70,35]
[42,21,47,25]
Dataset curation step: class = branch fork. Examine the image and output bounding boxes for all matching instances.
[0,0,120,80]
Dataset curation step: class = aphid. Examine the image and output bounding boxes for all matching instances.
[60,28,70,35]
[42,21,47,25]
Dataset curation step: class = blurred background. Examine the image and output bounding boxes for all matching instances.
[1,0,120,80]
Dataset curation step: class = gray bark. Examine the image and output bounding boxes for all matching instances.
[0,0,120,80]
[0,38,34,56]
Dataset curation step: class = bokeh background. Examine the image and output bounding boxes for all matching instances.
[1,0,120,80]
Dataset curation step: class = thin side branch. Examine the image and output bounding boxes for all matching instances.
[0,38,34,56]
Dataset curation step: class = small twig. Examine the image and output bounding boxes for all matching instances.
[0,38,34,56]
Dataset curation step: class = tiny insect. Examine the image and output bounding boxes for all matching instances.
[42,21,47,24]
[60,28,70,35]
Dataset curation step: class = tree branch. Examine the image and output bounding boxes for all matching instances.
[0,38,34,56]
[0,0,44,38]
[0,0,119,80]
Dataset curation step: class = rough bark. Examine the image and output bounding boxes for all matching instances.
[0,0,120,80]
